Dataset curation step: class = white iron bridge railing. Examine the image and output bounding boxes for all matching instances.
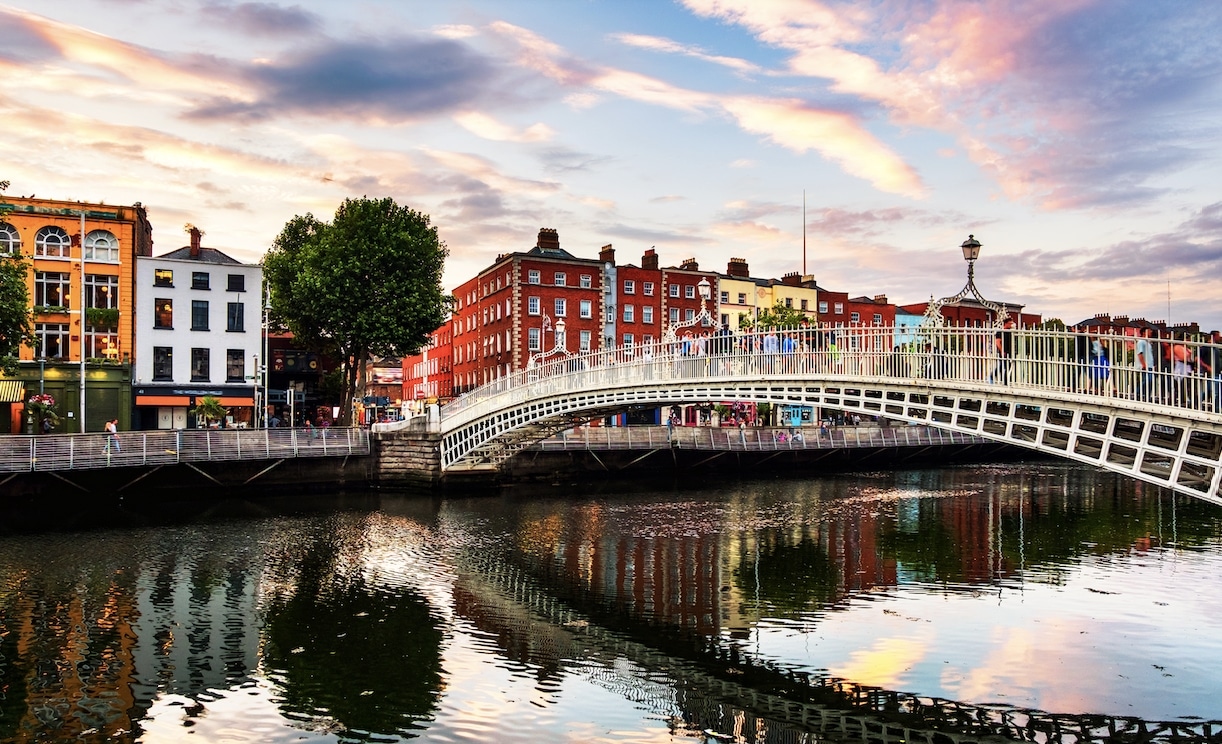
[0,426,370,474]
[444,324,1222,430]
[439,325,1222,501]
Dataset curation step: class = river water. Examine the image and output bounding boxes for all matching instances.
[2,462,1221,743]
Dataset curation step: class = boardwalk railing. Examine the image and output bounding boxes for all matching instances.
[0,427,370,473]
[536,424,984,452]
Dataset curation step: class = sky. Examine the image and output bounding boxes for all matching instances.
[2,0,1221,330]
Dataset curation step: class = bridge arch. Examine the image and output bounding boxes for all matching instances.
[439,328,1222,504]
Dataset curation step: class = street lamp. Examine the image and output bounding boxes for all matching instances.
[554,317,566,351]
[663,276,717,342]
[526,314,574,370]
[924,234,1008,327]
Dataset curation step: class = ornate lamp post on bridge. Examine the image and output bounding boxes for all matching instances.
[923,234,1010,328]
[527,316,571,370]
[663,276,715,343]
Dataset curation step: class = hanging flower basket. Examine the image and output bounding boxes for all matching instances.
[27,393,61,432]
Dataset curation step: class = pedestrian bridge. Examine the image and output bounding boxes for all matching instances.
[435,325,1222,505]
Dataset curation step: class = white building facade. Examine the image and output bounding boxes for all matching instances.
[133,228,263,429]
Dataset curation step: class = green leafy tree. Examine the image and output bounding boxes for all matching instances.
[264,197,450,424]
[740,301,811,330]
[0,180,33,374]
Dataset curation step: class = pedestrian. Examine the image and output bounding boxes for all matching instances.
[1089,338,1111,395]
[104,418,121,454]
[990,319,1016,384]
[1135,327,1156,401]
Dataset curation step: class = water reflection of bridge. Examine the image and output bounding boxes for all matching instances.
[459,547,1222,744]
[437,326,1222,504]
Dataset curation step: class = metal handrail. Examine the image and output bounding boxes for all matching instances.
[534,424,983,452]
[441,325,1222,431]
[0,426,370,473]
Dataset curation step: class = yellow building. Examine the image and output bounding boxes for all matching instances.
[717,258,819,330]
[0,195,152,433]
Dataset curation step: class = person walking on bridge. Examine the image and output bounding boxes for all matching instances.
[990,319,1016,385]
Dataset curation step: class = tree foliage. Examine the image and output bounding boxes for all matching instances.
[739,301,811,330]
[0,180,32,374]
[264,197,450,424]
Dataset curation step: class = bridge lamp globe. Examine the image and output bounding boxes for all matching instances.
[555,318,566,349]
[960,234,982,262]
[697,277,711,303]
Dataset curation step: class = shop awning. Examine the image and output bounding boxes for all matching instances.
[136,395,254,407]
[0,380,26,403]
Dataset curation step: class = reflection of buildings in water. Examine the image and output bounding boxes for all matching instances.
[1,534,265,741]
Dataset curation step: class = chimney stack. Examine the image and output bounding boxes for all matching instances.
[726,257,749,278]
[189,226,202,258]
[642,248,658,271]
[679,257,699,271]
[536,228,560,251]
[873,294,887,304]
[599,244,615,264]
[781,271,801,287]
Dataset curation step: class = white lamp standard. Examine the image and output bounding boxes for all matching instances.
[923,234,1009,327]
[663,276,715,343]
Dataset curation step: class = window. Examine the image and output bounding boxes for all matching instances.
[643,334,653,345]
[785,298,793,308]
[685,309,694,321]
[873,313,883,325]
[800,299,808,311]
[624,280,635,294]
[554,272,566,286]
[84,230,119,262]
[192,271,210,290]
[737,293,746,304]
[154,268,174,287]
[643,282,654,296]
[34,271,69,307]
[190,348,210,381]
[528,327,541,351]
[227,302,245,332]
[579,330,591,351]
[623,305,635,323]
[818,301,829,314]
[0,222,20,255]
[34,226,71,258]
[642,306,654,324]
[85,274,119,309]
[528,296,540,315]
[191,300,209,331]
[580,274,592,288]
[35,323,69,358]
[669,308,679,323]
[669,284,679,298]
[623,333,634,347]
[154,298,173,329]
[580,300,592,318]
[226,349,244,381]
[227,274,245,292]
[528,270,540,284]
[850,311,860,323]
[834,302,844,314]
[685,285,695,299]
[86,328,119,360]
[153,347,173,380]
[554,298,566,317]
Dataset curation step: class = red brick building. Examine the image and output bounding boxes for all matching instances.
[402,321,452,405]
[403,228,721,401]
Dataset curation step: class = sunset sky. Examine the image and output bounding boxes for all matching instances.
[3,1,1220,329]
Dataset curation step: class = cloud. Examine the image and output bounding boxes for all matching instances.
[609,32,761,75]
[0,10,58,65]
[186,37,500,123]
[199,2,321,36]
[680,0,1222,211]
[454,111,554,142]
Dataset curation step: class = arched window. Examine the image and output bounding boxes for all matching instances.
[84,230,119,262]
[35,226,71,258]
[0,222,19,255]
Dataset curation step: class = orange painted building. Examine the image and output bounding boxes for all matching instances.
[0,195,152,433]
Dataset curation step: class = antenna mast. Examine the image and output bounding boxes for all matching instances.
[802,190,806,275]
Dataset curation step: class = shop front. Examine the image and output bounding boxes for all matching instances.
[134,384,256,429]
